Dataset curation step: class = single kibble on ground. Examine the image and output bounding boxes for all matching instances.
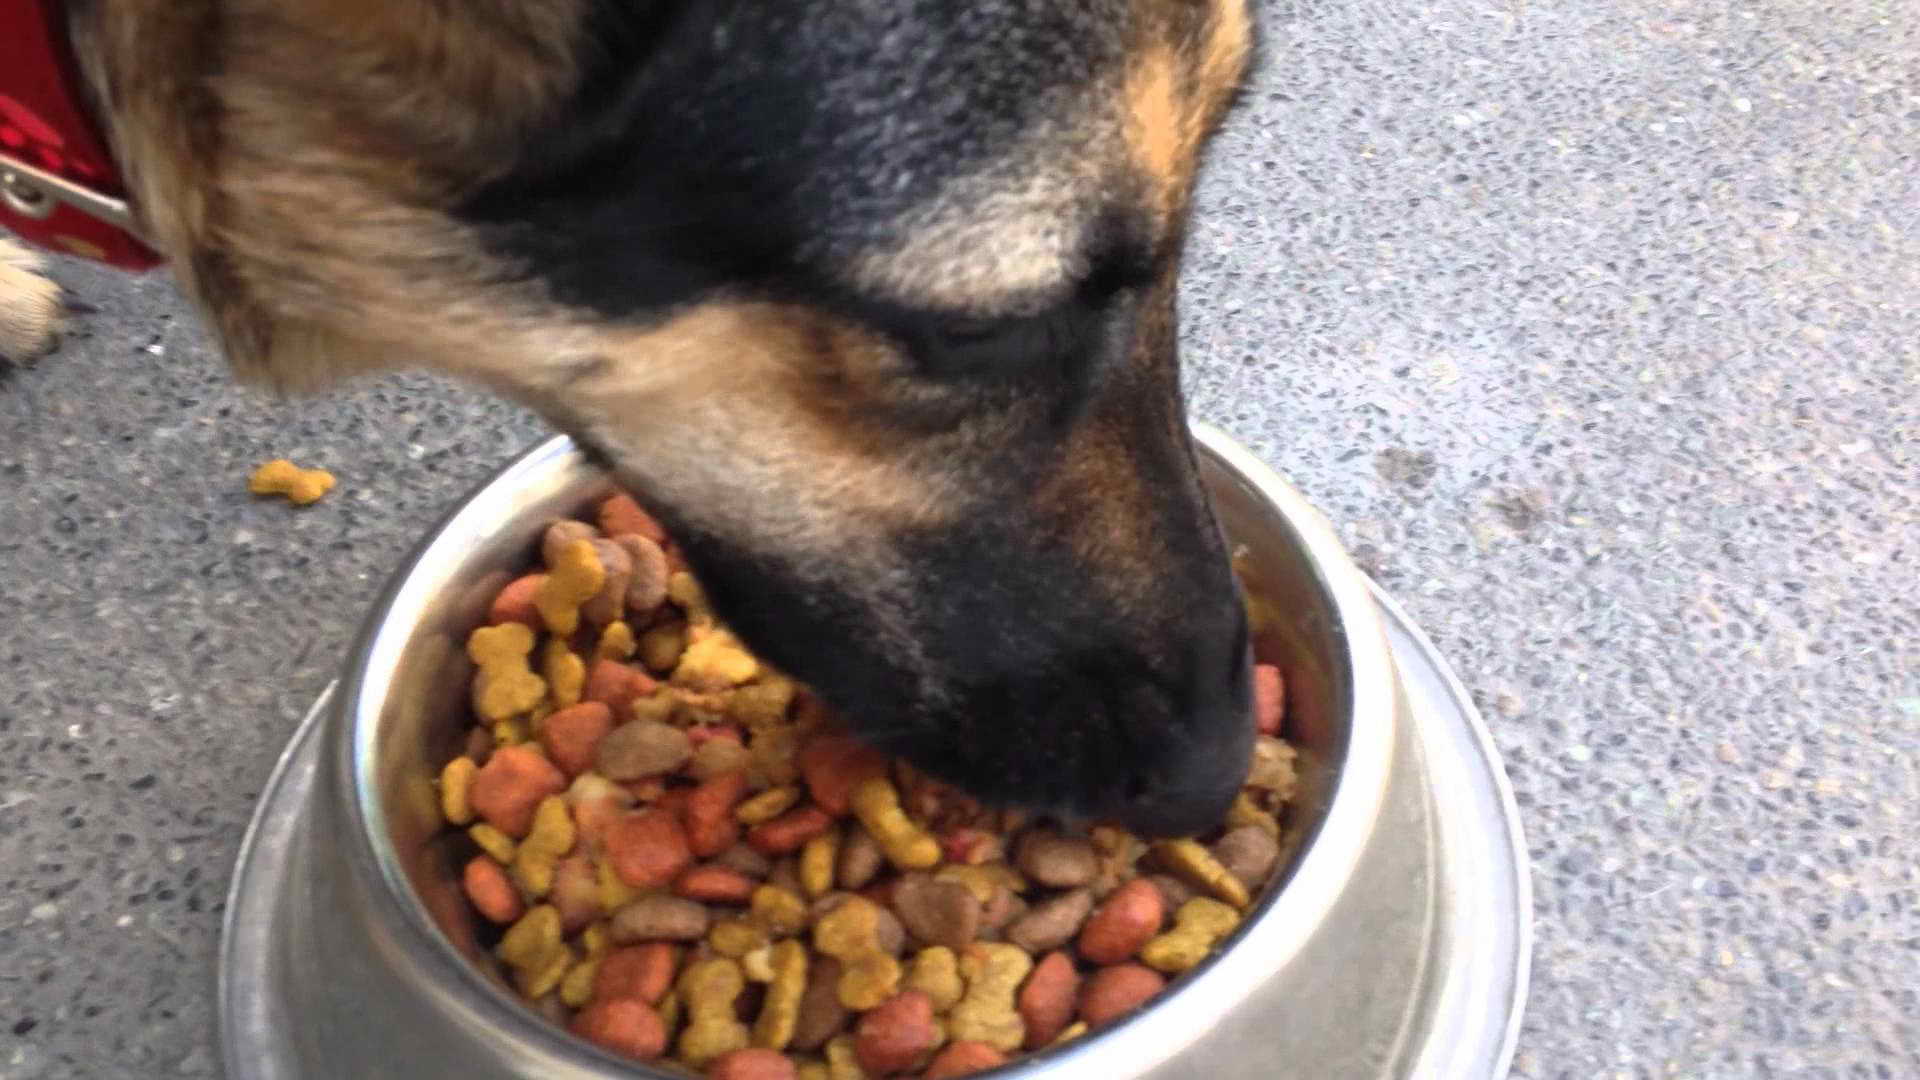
[435,489,1301,1077]
[247,458,335,505]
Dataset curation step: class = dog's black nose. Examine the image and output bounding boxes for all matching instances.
[1109,624,1254,838]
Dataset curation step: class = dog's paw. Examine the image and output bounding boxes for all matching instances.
[1,234,66,364]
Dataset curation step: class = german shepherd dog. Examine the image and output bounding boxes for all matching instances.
[1,0,1255,837]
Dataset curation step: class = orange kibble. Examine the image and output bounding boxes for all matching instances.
[675,864,758,904]
[604,809,693,888]
[595,944,678,1005]
[685,770,751,857]
[468,745,568,837]
[488,573,547,630]
[1252,663,1285,736]
[1077,879,1164,965]
[541,702,615,777]
[706,1048,799,1080]
[746,805,836,856]
[1077,964,1165,1027]
[1017,950,1080,1049]
[462,856,524,924]
[854,990,938,1075]
[798,735,890,816]
[571,997,668,1061]
[923,1041,1008,1078]
[598,492,669,543]
[584,659,659,712]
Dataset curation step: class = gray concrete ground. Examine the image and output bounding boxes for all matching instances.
[2,0,1915,1077]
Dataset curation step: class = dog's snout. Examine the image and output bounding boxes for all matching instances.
[1107,611,1254,838]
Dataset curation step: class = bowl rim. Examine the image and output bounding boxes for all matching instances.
[331,422,1398,1076]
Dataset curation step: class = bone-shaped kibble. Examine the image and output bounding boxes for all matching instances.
[247,459,335,505]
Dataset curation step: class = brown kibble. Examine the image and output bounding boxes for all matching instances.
[923,1041,1007,1079]
[487,573,547,630]
[1252,663,1285,736]
[789,955,849,1052]
[571,997,667,1062]
[714,843,773,880]
[614,533,672,616]
[551,854,604,932]
[707,1048,798,1080]
[836,829,884,891]
[596,719,693,780]
[854,990,938,1075]
[1017,950,1080,1049]
[611,895,712,943]
[462,856,523,924]
[595,944,679,1005]
[598,492,668,543]
[891,874,982,949]
[690,737,757,783]
[541,520,601,568]
[1077,879,1164,964]
[468,746,567,837]
[583,538,635,626]
[604,809,692,888]
[1142,874,1197,915]
[1014,830,1099,889]
[539,702,613,778]
[1005,887,1092,955]
[1078,964,1165,1027]
[1211,825,1281,891]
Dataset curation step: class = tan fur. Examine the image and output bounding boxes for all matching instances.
[68,0,597,393]
[1124,0,1253,220]
[0,236,63,360]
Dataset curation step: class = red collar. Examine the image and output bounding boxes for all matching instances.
[0,0,161,269]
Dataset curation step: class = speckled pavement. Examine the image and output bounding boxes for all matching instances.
[2,1,1914,1077]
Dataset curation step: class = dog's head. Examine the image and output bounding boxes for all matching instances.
[86,0,1255,835]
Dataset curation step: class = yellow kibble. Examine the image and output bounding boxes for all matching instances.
[581,921,612,958]
[469,823,517,865]
[496,905,563,969]
[597,620,638,661]
[544,638,586,710]
[709,918,770,958]
[750,885,809,937]
[850,777,940,871]
[799,827,840,898]
[439,756,477,826]
[517,942,574,1000]
[735,785,801,826]
[559,954,601,1008]
[535,539,604,638]
[468,622,547,723]
[247,459,335,505]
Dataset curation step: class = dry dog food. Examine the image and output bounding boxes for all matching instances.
[247,458,335,505]
[434,491,1299,1078]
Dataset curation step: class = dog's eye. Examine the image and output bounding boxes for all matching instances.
[906,289,1127,384]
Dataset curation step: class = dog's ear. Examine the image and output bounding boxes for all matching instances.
[70,0,615,391]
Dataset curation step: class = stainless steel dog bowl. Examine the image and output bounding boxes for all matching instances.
[219,423,1530,1079]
